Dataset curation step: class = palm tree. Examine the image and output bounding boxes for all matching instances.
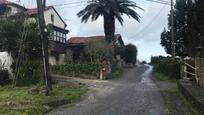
[77,0,142,43]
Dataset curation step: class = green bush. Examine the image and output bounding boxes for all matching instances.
[52,64,99,76]
[151,56,180,79]
[123,44,137,64]
[13,60,40,86]
[0,70,10,86]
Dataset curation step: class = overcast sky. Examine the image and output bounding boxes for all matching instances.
[12,0,170,62]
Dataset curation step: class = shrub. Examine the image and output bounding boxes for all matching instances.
[0,60,11,86]
[0,70,10,86]
[151,56,180,79]
[13,60,41,86]
[52,64,99,77]
[123,44,137,64]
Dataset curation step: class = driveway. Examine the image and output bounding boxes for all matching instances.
[47,64,166,115]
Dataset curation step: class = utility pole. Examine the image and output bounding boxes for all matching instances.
[146,0,175,60]
[171,0,175,60]
[36,0,52,96]
[42,0,46,8]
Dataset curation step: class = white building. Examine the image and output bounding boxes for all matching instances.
[0,0,69,65]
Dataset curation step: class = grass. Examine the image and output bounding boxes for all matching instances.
[163,90,201,115]
[107,67,124,79]
[179,92,202,115]
[163,90,177,114]
[155,72,177,82]
[0,85,88,115]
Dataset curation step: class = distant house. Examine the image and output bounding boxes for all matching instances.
[0,0,26,16]
[66,34,125,62]
[0,0,69,65]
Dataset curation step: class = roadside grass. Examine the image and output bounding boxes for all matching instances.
[0,85,87,115]
[155,72,177,82]
[107,67,124,79]
[179,92,202,115]
[163,90,201,115]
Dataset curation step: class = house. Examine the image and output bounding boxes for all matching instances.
[0,0,26,16]
[66,34,125,62]
[0,0,69,65]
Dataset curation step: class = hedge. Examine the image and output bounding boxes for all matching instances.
[151,56,180,79]
[52,64,99,76]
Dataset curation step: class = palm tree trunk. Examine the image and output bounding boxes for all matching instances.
[104,14,115,43]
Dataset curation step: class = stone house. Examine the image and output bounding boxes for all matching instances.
[66,34,125,63]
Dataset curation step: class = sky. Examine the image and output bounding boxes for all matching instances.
[12,0,170,62]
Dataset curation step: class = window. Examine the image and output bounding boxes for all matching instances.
[6,7,11,15]
[52,30,67,43]
[53,36,56,41]
[54,31,57,36]
[63,38,66,43]
[51,14,54,24]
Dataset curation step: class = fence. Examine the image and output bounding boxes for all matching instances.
[195,57,204,88]
[181,57,204,88]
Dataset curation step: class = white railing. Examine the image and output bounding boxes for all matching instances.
[183,62,196,77]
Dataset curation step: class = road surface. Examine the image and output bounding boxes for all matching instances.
[48,65,166,115]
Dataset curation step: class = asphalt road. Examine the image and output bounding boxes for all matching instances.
[48,65,166,115]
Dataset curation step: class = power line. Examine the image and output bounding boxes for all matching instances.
[55,4,88,10]
[146,0,170,5]
[53,1,90,7]
[145,0,175,5]
[129,5,166,40]
[145,0,175,59]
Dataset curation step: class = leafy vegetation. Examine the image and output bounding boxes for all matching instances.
[160,0,204,57]
[151,56,180,80]
[0,70,10,86]
[155,72,176,82]
[85,41,114,63]
[0,17,42,86]
[123,44,137,64]
[163,90,201,115]
[0,60,11,86]
[52,64,99,77]
[0,85,87,115]
[107,67,123,79]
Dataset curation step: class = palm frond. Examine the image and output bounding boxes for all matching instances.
[77,0,142,25]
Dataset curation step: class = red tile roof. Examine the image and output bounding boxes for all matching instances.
[68,36,105,44]
[0,0,26,9]
[26,6,53,15]
[67,34,122,45]
[0,0,12,4]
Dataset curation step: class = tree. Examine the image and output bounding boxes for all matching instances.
[185,0,204,56]
[0,17,42,86]
[124,44,137,64]
[77,0,142,43]
[85,41,114,63]
[160,0,204,57]
[160,0,186,57]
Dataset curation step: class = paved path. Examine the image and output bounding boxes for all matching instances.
[47,65,166,115]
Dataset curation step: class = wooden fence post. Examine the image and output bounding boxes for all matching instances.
[200,58,204,87]
[180,57,186,79]
[195,57,204,88]
[195,57,200,85]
